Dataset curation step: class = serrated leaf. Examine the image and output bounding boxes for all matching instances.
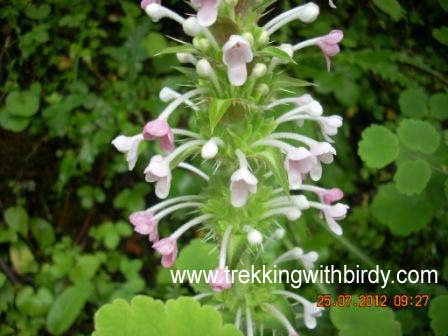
[209,98,232,132]
[397,119,440,154]
[372,0,405,21]
[358,125,399,168]
[429,93,448,120]
[429,295,448,336]
[261,46,293,63]
[371,183,433,236]
[394,159,431,195]
[331,304,401,336]
[433,26,448,46]
[93,296,243,336]
[46,282,93,335]
[399,88,428,118]
[258,148,289,192]
[155,44,196,57]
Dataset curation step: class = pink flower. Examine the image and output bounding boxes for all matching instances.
[152,238,178,267]
[321,188,344,205]
[223,35,253,86]
[144,155,172,199]
[316,30,343,71]
[208,267,232,292]
[191,0,218,27]
[143,119,174,152]
[140,0,161,10]
[284,147,316,189]
[129,211,159,242]
[309,142,336,181]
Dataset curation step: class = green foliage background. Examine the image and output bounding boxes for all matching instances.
[0,0,447,335]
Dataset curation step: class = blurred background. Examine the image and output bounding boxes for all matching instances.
[0,0,447,335]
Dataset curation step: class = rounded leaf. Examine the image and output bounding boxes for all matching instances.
[429,93,448,120]
[358,125,399,168]
[397,119,440,154]
[394,159,431,195]
[399,88,428,117]
[429,295,448,336]
[371,183,433,236]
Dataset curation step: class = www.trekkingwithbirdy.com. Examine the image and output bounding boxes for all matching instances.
[170,265,438,289]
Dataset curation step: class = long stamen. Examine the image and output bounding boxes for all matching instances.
[152,202,203,222]
[219,226,233,268]
[262,206,295,220]
[171,214,212,239]
[235,149,249,169]
[263,303,298,336]
[263,6,304,30]
[160,87,199,111]
[235,308,242,329]
[252,138,295,152]
[179,162,210,181]
[264,97,304,110]
[159,89,204,120]
[266,3,319,35]
[193,292,214,300]
[276,107,319,123]
[273,248,301,264]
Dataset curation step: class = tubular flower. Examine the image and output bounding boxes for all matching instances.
[109,0,348,334]
[223,35,253,86]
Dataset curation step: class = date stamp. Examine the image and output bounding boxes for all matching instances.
[317,294,430,308]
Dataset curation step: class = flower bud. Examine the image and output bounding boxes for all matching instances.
[258,30,270,45]
[252,63,267,78]
[196,59,213,77]
[145,3,165,22]
[182,17,201,36]
[286,207,302,221]
[242,32,254,46]
[247,229,263,245]
[273,228,286,240]
[201,139,219,159]
[256,83,270,95]
[293,195,309,210]
[176,52,197,64]
[159,87,177,102]
[297,2,320,23]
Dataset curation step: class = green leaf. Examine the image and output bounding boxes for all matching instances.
[4,83,41,117]
[209,98,232,132]
[331,304,401,336]
[433,26,448,46]
[9,243,36,274]
[16,286,53,317]
[141,32,168,57]
[155,44,196,57]
[24,4,51,20]
[258,148,290,192]
[46,282,93,335]
[429,93,448,120]
[439,0,448,11]
[394,159,431,195]
[30,218,55,249]
[358,125,399,168]
[69,255,103,283]
[397,119,440,154]
[4,206,29,236]
[372,0,405,21]
[175,239,219,291]
[399,88,428,118]
[93,296,243,336]
[0,109,30,132]
[260,46,293,63]
[371,183,433,236]
[429,295,448,336]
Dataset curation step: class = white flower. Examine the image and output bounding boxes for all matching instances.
[201,138,221,159]
[322,203,349,235]
[230,150,258,207]
[317,115,343,141]
[247,229,263,245]
[284,147,317,188]
[112,134,144,170]
[223,35,253,86]
[144,155,172,199]
[303,301,324,329]
[309,142,336,180]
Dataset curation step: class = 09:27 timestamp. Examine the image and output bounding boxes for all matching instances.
[317,294,430,308]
